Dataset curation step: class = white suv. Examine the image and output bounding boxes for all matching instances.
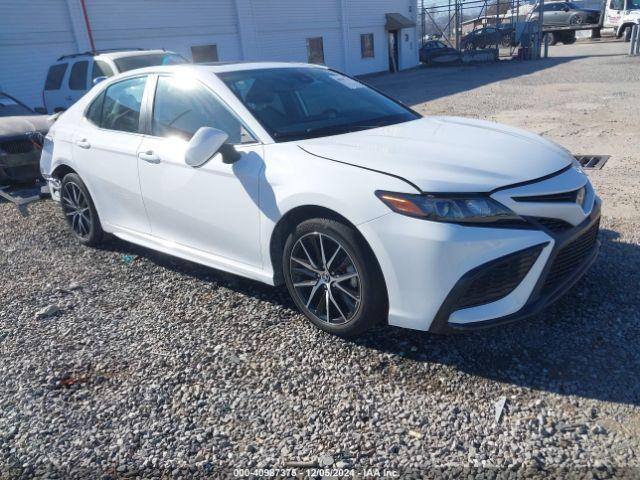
[42,49,187,113]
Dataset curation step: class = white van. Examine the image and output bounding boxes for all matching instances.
[42,49,187,113]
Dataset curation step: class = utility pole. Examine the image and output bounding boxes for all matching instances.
[448,0,452,41]
[536,0,545,59]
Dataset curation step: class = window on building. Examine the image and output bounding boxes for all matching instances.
[191,44,219,63]
[151,76,255,144]
[361,33,375,58]
[45,64,68,90]
[69,61,88,90]
[101,76,147,133]
[306,37,325,65]
[92,60,115,81]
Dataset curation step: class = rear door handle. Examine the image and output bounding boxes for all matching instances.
[76,139,91,149]
[138,150,161,164]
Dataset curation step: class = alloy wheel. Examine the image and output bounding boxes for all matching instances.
[61,182,92,239]
[289,232,362,325]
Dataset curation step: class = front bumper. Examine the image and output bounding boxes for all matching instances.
[430,202,600,333]
[358,167,601,333]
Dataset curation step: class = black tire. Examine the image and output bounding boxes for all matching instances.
[544,32,558,46]
[569,14,584,26]
[283,218,387,337]
[60,173,104,246]
[558,31,576,45]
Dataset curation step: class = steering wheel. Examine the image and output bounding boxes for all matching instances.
[321,108,338,119]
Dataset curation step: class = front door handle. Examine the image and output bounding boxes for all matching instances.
[138,150,161,164]
[76,138,91,149]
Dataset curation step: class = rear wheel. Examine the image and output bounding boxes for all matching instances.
[283,218,387,337]
[60,173,103,246]
[544,32,558,46]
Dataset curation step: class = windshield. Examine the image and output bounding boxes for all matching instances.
[0,94,33,117]
[217,67,420,142]
[114,53,188,72]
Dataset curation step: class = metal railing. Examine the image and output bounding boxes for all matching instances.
[630,24,640,56]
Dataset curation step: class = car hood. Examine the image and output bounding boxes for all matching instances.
[298,116,573,193]
[0,115,51,138]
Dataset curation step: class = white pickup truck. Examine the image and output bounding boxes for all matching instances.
[603,0,640,40]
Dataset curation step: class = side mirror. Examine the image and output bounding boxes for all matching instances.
[564,7,569,11]
[34,107,47,114]
[185,127,229,167]
[93,76,108,86]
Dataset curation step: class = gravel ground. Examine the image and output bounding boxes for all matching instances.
[1,41,639,478]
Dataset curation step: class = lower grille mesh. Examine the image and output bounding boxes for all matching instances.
[541,220,599,295]
[454,245,544,310]
[0,139,34,155]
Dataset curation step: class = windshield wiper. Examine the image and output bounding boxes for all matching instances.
[275,119,401,142]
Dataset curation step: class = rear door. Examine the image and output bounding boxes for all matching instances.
[71,75,151,234]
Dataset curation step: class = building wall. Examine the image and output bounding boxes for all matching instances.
[0,0,418,109]
[0,0,77,107]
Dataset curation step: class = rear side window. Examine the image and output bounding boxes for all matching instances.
[69,61,88,90]
[86,91,105,126]
[101,76,147,133]
[92,60,115,80]
[45,64,68,90]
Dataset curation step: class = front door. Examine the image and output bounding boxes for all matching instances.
[72,75,151,234]
[137,75,263,267]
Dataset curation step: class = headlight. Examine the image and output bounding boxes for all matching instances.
[375,191,522,225]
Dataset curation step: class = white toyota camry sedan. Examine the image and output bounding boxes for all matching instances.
[41,62,601,336]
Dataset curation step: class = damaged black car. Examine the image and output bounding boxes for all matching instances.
[0,92,51,185]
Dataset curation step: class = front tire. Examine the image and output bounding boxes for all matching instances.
[283,218,387,337]
[60,173,104,246]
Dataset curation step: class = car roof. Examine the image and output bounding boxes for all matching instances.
[119,61,329,76]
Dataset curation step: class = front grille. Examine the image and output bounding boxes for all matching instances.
[541,220,599,295]
[531,217,574,234]
[453,244,544,310]
[0,138,35,155]
[0,163,40,183]
[514,189,581,203]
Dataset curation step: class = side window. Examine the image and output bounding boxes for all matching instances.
[69,61,89,90]
[86,91,105,126]
[306,37,325,65]
[101,76,147,133]
[92,60,115,80]
[45,64,68,90]
[152,76,255,144]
